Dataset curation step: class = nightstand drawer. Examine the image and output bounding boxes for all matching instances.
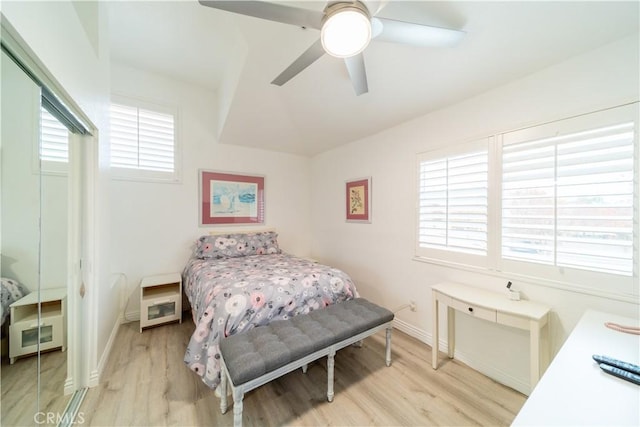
[141,294,180,328]
[140,273,182,332]
[9,315,64,358]
[450,298,496,322]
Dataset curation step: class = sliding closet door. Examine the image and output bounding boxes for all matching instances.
[0,48,42,426]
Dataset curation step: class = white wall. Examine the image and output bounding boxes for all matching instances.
[310,34,640,395]
[109,64,313,319]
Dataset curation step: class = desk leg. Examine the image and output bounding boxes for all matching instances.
[447,306,455,358]
[530,319,540,390]
[432,292,439,369]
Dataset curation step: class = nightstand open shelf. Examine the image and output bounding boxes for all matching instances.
[140,273,182,332]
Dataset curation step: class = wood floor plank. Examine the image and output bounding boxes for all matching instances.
[1,349,68,427]
[80,320,526,426]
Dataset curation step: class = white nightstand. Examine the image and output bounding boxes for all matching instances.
[9,287,67,364]
[140,273,182,332]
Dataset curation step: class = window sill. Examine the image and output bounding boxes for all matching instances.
[110,169,181,184]
[412,255,639,304]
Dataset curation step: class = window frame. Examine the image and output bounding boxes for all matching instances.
[109,94,181,183]
[415,102,639,299]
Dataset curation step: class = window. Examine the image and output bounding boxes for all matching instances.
[417,139,489,266]
[416,103,638,297]
[109,97,178,181]
[41,107,69,163]
[502,122,634,276]
[38,107,69,174]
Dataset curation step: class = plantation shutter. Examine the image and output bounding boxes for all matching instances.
[502,122,635,276]
[40,107,69,163]
[418,148,488,256]
[110,103,175,172]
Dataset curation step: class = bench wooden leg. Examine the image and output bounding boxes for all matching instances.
[327,349,336,402]
[220,368,228,414]
[233,389,244,427]
[385,327,392,367]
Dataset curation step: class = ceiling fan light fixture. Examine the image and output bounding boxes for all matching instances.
[321,4,371,58]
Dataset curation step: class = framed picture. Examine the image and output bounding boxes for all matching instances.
[346,177,371,223]
[199,170,265,225]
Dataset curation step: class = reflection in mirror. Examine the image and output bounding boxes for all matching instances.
[1,49,69,426]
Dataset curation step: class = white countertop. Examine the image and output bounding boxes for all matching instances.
[512,309,640,426]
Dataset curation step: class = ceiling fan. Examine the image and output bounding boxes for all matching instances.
[199,0,465,95]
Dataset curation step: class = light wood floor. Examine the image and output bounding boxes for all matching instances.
[80,319,526,426]
[1,348,69,427]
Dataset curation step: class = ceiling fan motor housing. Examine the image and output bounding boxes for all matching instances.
[323,1,371,18]
[321,1,373,58]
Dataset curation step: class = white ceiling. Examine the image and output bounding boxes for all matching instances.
[108,1,640,156]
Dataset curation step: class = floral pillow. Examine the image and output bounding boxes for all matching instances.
[194,231,281,259]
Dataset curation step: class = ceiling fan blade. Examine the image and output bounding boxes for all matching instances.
[271,39,325,86]
[344,53,368,96]
[372,17,465,47]
[365,0,390,16]
[198,0,324,30]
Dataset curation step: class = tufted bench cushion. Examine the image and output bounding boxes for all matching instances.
[220,298,394,386]
[218,297,394,427]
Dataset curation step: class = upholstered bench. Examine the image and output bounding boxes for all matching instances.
[218,298,394,427]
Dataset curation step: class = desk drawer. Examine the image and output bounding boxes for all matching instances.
[450,298,496,322]
[497,312,530,330]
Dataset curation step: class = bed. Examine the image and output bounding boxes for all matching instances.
[1,277,30,357]
[1,277,30,327]
[182,231,359,390]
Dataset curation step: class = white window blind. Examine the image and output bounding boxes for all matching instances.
[110,103,175,174]
[502,122,635,276]
[418,148,488,256]
[40,107,68,163]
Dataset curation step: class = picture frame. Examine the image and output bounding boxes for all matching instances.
[199,170,265,225]
[346,177,371,223]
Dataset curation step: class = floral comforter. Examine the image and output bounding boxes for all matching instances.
[182,253,358,390]
[1,278,29,327]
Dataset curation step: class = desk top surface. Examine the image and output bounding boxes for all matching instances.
[512,309,640,426]
[432,282,550,320]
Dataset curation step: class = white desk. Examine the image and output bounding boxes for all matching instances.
[512,309,640,426]
[432,282,551,390]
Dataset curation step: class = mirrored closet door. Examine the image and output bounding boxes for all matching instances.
[1,47,45,426]
[1,22,92,424]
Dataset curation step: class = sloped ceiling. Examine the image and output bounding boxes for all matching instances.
[109,1,640,156]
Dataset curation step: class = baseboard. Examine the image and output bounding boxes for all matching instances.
[123,309,140,323]
[64,376,75,395]
[88,370,100,388]
[88,317,121,388]
[392,318,530,396]
[453,349,530,395]
[393,318,430,345]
